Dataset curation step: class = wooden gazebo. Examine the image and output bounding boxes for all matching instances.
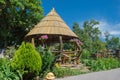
[25,8,82,65]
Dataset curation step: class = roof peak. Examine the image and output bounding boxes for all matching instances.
[47,7,57,16]
[52,7,55,11]
[51,7,55,12]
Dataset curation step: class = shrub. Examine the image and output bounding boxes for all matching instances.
[0,58,22,80]
[11,42,42,80]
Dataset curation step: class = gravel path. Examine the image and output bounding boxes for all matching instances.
[56,68,120,80]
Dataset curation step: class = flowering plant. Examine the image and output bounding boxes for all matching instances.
[40,35,48,40]
[39,35,48,48]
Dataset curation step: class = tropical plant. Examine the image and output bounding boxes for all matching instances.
[11,42,42,80]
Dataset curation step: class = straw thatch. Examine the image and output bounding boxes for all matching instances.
[26,8,78,42]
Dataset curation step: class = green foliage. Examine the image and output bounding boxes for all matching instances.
[0,58,22,80]
[0,0,43,48]
[37,46,55,78]
[63,43,74,51]
[83,58,120,71]
[105,35,120,50]
[73,20,106,55]
[73,22,83,38]
[11,42,42,76]
[81,49,91,59]
[92,40,106,53]
[53,67,83,78]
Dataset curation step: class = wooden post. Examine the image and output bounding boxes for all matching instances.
[31,38,35,47]
[59,36,63,53]
[59,36,63,64]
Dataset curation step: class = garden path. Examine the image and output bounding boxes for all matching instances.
[56,68,120,80]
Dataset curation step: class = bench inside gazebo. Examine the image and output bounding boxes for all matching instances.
[25,8,82,65]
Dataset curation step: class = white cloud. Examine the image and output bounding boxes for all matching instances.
[95,20,120,37]
[110,31,120,35]
[79,19,120,38]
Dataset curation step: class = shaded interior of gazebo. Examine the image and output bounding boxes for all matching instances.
[25,8,82,65]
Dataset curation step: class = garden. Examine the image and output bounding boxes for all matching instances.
[0,0,120,80]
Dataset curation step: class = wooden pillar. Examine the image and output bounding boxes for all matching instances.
[59,36,63,53]
[31,38,35,47]
[59,36,63,64]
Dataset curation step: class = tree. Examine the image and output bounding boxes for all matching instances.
[0,0,43,48]
[104,31,110,42]
[107,37,120,50]
[72,22,86,45]
[104,31,110,49]
[11,42,42,80]
[83,20,101,42]
[73,22,82,38]
[73,20,105,54]
[104,31,120,50]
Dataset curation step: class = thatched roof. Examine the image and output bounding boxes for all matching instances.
[26,8,78,42]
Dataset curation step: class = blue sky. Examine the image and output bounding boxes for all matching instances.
[42,0,120,38]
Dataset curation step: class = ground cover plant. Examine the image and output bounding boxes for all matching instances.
[53,67,84,78]
[0,58,22,80]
